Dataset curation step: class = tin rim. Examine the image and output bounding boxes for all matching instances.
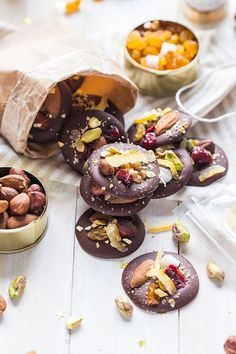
[125,19,200,76]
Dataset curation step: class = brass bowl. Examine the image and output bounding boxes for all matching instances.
[0,168,48,253]
[124,20,200,96]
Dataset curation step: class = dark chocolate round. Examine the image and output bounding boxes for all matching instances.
[59,110,127,174]
[29,81,72,144]
[122,251,199,313]
[72,93,124,125]
[87,143,159,200]
[127,111,192,149]
[80,174,152,216]
[186,141,228,187]
[75,208,145,259]
[152,148,193,198]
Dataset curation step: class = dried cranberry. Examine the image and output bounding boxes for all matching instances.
[117,219,136,238]
[191,146,213,165]
[141,132,156,150]
[116,169,133,188]
[145,124,155,133]
[104,125,120,141]
[165,264,186,290]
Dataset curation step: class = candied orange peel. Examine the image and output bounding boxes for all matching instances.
[65,0,81,14]
[146,223,173,233]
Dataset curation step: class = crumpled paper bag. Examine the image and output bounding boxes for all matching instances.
[0,15,137,159]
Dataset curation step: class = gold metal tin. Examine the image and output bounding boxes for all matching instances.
[0,168,48,253]
[124,20,200,96]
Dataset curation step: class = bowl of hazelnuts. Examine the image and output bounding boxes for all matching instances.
[0,167,48,253]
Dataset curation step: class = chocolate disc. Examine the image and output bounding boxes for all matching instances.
[29,81,72,144]
[127,110,192,149]
[72,93,125,125]
[75,208,145,259]
[152,148,193,198]
[59,110,127,174]
[87,143,159,200]
[80,174,152,216]
[122,251,199,313]
[186,140,228,186]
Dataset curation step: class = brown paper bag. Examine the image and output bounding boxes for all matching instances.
[0,15,137,158]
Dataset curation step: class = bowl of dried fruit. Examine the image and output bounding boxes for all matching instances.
[0,167,48,253]
[125,19,199,96]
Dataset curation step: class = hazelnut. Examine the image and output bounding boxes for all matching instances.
[9,168,31,186]
[26,184,43,194]
[0,212,9,229]
[0,174,27,192]
[0,200,9,213]
[99,159,116,176]
[93,136,107,149]
[0,186,18,202]
[224,336,236,354]
[0,294,7,313]
[10,193,30,215]
[115,297,133,320]
[7,214,38,229]
[28,191,46,215]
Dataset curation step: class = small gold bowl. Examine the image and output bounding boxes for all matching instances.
[0,168,48,253]
[124,20,200,96]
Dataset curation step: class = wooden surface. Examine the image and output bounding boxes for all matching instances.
[0,1,236,353]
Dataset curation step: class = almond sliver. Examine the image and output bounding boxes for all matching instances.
[105,150,149,167]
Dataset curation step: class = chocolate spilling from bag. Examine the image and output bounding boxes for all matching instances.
[0,16,137,158]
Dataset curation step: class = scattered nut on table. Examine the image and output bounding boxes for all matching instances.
[206,262,225,284]
[115,297,133,319]
[0,294,7,313]
[9,275,26,298]
[224,336,236,354]
[65,316,82,330]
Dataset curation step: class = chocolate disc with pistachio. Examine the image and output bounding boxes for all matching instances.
[80,174,152,216]
[127,108,192,150]
[75,208,145,259]
[28,81,72,144]
[59,110,127,174]
[72,92,125,126]
[152,148,193,198]
[87,143,159,200]
[122,251,199,313]
[179,137,228,186]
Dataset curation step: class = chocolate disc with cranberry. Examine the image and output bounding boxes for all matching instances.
[75,208,145,259]
[29,81,72,144]
[152,148,193,198]
[122,251,199,313]
[87,143,159,200]
[181,138,229,187]
[80,174,152,216]
[59,110,127,174]
[72,93,125,126]
[127,109,192,150]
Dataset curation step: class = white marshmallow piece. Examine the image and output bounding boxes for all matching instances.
[160,255,181,268]
[160,42,177,56]
[159,167,172,186]
[144,54,160,68]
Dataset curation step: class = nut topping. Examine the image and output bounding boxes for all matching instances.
[154,111,179,135]
[9,275,26,298]
[0,175,28,192]
[99,159,116,176]
[115,297,133,319]
[0,200,9,213]
[7,214,38,229]
[0,186,18,202]
[130,259,155,288]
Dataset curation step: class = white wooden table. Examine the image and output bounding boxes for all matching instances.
[0,1,236,354]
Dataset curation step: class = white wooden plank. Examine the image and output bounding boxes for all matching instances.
[179,221,236,354]
[0,180,77,354]
[70,197,179,354]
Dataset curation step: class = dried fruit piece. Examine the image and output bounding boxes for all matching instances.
[154,288,168,298]
[81,128,102,143]
[116,169,133,187]
[105,222,128,252]
[155,111,179,135]
[65,0,81,14]
[130,259,155,288]
[146,223,173,233]
[172,221,190,242]
[7,214,38,229]
[141,132,157,150]
[65,316,82,330]
[115,297,133,319]
[117,219,136,238]
[199,165,226,182]
[134,124,145,141]
[0,295,7,313]
[146,282,159,305]
[9,275,26,298]
[134,109,159,124]
[165,150,184,171]
[0,175,28,192]
[157,159,179,180]
[88,226,108,241]
[104,125,121,141]
[191,146,213,165]
[10,193,30,215]
[206,262,225,284]
[165,265,186,289]
[0,200,9,213]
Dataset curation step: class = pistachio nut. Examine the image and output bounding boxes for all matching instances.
[9,275,26,298]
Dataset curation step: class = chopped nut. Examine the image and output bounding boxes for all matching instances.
[65,316,82,330]
[146,170,156,178]
[76,225,83,232]
[88,226,108,241]
[105,223,128,252]
[9,275,26,298]
[75,138,85,152]
[206,262,225,284]
[115,297,133,319]
[88,117,101,129]
[99,159,116,176]
[168,298,176,308]
[96,242,100,248]
[120,262,128,269]
[81,128,102,143]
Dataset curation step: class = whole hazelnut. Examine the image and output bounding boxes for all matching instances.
[224,336,236,354]
[9,168,31,186]
[0,200,9,213]
[0,186,18,202]
[99,159,116,176]
[26,184,43,194]
[28,191,46,215]
[0,294,7,313]
[0,212,9,229]
[10,193,30,215]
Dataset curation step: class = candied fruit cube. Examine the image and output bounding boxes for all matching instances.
[176,44,185,55]
[131,49,142,61]
[183,40,198,56]
[169,34,179,44]
[127,30,142,50]
[175,54,189,68]
[157,30,172,41]
[179,30,193,42]
[158,55,167,67]
[142,46,160,56]
[146,32,162,48]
